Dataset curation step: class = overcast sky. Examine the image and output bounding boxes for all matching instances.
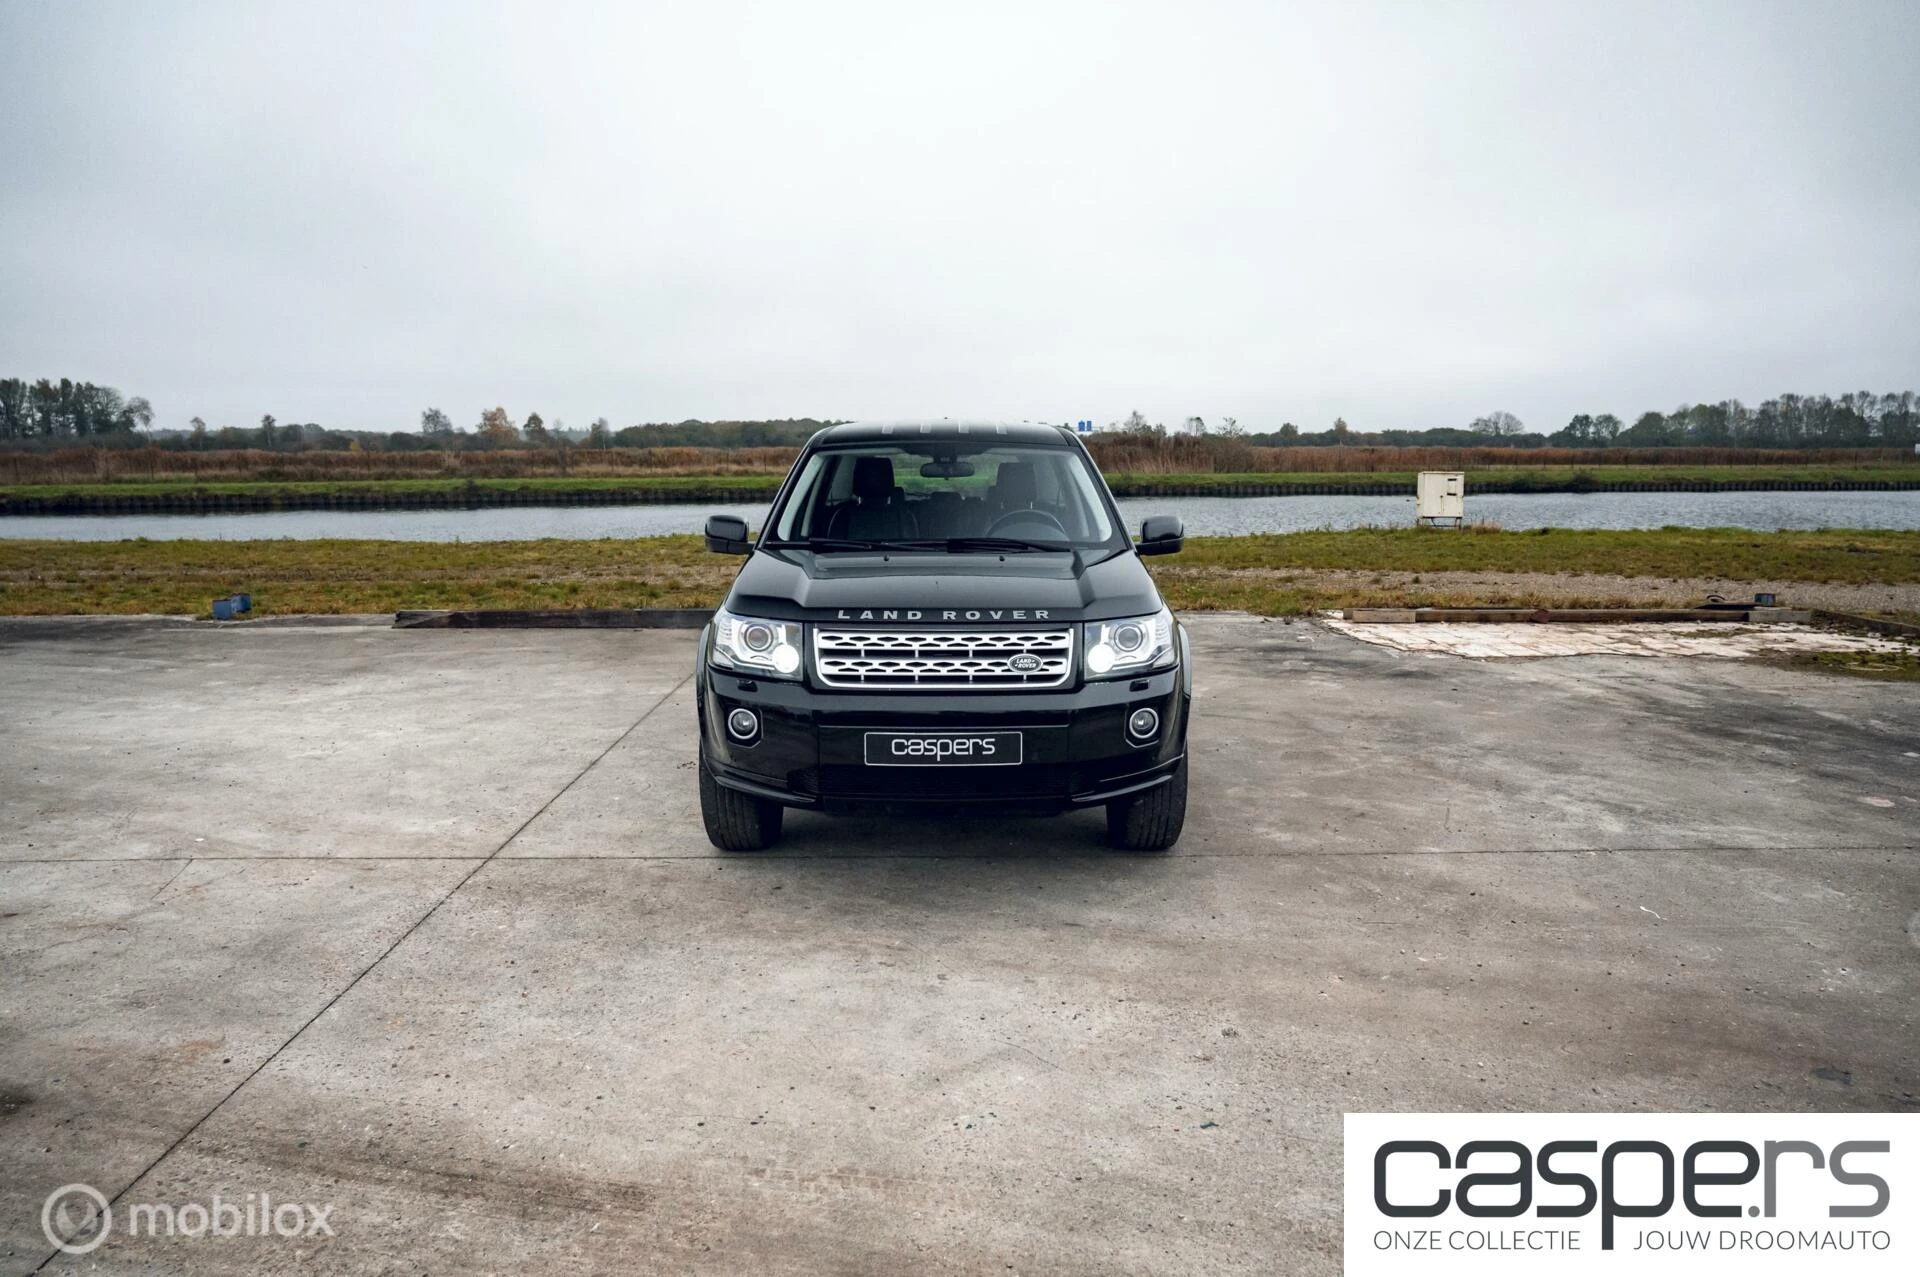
[3,1,1915,436]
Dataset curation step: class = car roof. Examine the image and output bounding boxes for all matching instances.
[810,420,1078,447]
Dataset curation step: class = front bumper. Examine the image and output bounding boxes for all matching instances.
[698,645,1190,813]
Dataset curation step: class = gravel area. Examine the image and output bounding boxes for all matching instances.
[1322,619,1911,659]
[1236,568,1920,614]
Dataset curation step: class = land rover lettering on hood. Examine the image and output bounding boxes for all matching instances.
[694,421,1193,852]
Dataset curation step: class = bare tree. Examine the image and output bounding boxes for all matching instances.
[1469,411,1524,437]
[121,396,155,435]
[478,406,518,448]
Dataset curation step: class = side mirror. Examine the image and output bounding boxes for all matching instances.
[704,514,751,555]
[1137,515,1184,556]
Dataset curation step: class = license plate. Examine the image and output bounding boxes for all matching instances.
[863,731,1023,766]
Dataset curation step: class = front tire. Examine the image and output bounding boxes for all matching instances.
[699,754,784,851]
[1105,756,1187,851]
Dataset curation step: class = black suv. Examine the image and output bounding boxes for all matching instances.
[695,421,1191,852]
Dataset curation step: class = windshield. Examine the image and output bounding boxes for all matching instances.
[765,443,1122,551]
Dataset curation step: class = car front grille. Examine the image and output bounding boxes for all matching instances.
[813,627,1074,690]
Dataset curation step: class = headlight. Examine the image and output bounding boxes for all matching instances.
[711,607,804,678]
[1083,606,1174,677]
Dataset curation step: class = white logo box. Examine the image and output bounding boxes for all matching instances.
[1345,1112,1916,1276]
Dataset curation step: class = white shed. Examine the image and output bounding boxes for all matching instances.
[1416,471,1465,526]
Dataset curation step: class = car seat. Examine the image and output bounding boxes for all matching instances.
[916,490,964,538]
[990,461,1037,518]
[832,455,918,540]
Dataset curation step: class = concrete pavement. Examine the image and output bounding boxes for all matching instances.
[1,615,1915,1274]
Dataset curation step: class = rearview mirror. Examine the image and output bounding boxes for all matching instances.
[704,514,751,554]
[1137,515,1184,556]
[920,459,976,478]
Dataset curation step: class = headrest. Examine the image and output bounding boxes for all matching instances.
[993,461,1036,504]
[852,455,896,500]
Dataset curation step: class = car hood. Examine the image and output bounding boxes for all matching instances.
[721,547,1164,623]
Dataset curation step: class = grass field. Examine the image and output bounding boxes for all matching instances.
[5,529,1916,618]
[8,442,1915,487]
[1169,526,1920,579]
[5,462,1917,504]
[0,474,782,499]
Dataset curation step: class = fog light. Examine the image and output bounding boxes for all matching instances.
[726,707,760,741]
[1127,707,1159,740]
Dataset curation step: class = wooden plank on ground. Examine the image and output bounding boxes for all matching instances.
[393,608,713,629]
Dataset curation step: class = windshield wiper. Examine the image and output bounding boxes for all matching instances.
[762,537,923,553]
[894,536,1072,554]
[763,535,1074,555]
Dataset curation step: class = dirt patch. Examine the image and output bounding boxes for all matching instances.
[1322,619,1915,661]
[1767,649,1920,680]
[1175,567,1920,614]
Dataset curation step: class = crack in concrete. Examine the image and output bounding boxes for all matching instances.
[27,671,693,1272]
[148,858,191,897]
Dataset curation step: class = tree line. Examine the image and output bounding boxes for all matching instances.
[1159,391,1917,450]
[5,375,1914,453]
[0,380,837,453]
[420,409,837,451]
[0,378,153,439]
[1547,392,1918,448]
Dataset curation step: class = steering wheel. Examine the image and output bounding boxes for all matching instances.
[987,508,1068,538]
